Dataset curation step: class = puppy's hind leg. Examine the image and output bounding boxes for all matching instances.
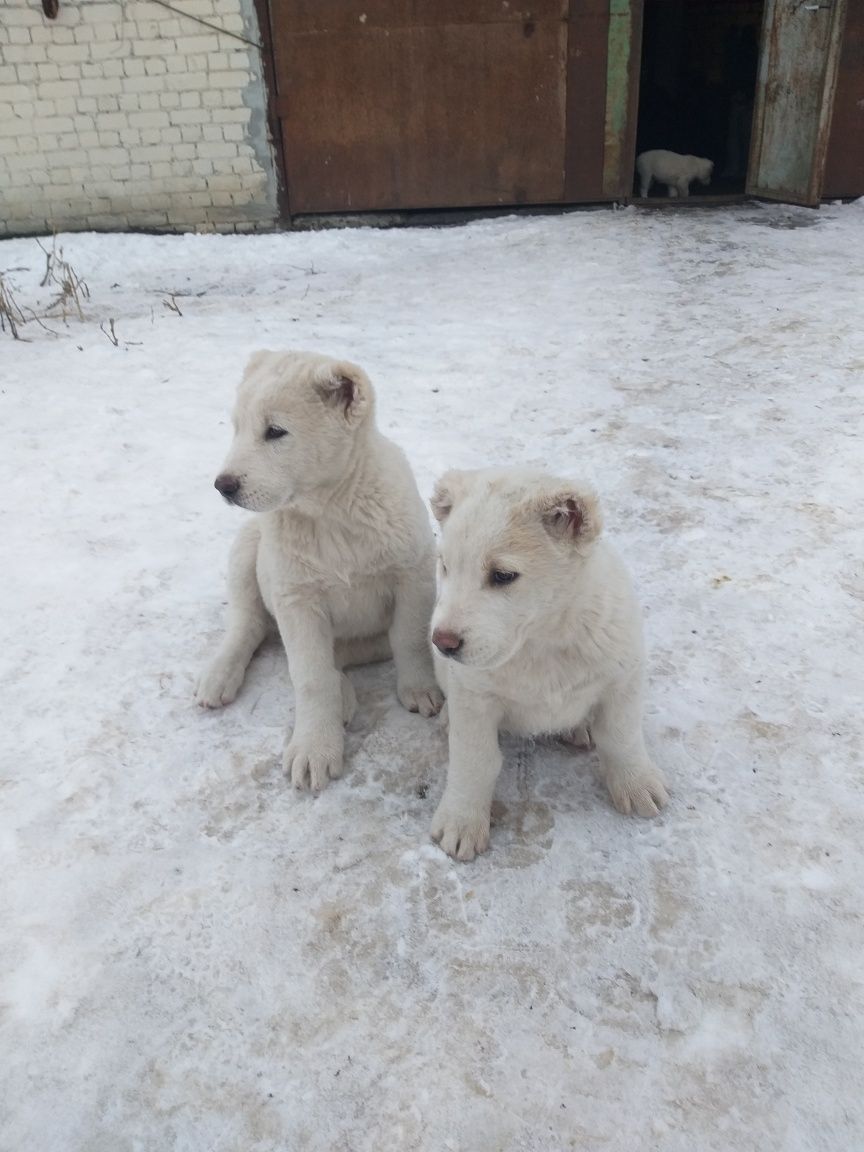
[197,521,270,708]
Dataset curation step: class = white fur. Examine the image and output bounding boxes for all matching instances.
[197,350,443,790]
[429,469,667,861]
[636,150,713,199]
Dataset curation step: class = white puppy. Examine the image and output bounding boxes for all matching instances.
[636,149,713,199]
[429,469,667,861]
[197,350,443,790]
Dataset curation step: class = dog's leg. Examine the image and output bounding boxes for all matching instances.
[591,676,667,818]
[639,173,651,198]
[666,184,679,198]
[389,568,444,718]
[197,522,270,708]
[276,601,345,791]
[677,179,690,198]
[431,689,502,862]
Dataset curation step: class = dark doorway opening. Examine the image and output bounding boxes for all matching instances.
[635,0,763,199]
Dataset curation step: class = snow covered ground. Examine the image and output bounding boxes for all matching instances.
[1,202,863,1152]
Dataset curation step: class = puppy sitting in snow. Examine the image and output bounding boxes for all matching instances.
[429,469,667,861]
[636,149,713,199]
[197,350,443,790]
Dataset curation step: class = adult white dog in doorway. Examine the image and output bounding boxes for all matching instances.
[197,350,443,790]
[429,468,667,861]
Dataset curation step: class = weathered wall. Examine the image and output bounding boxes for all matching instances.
[0,0,279,235]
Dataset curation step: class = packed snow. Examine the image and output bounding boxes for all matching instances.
[1,202,863,1152]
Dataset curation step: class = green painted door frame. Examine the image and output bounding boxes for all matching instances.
[602,0,643,200]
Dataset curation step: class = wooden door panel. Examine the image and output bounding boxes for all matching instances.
[270,1,568,213]
[747,0,847,206]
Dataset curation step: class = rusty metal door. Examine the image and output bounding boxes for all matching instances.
[268,0,570,214]
[747,0,848,206]
[823,1,864,198]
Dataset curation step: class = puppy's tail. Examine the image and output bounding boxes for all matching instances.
[335,633,392,670]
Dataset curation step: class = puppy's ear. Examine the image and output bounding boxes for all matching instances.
[430,470,468,524]
[535,485,603,547]
[314,361,373,423]
[244,349,276,375]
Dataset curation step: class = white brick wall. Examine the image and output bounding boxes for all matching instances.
[0,0,278,235]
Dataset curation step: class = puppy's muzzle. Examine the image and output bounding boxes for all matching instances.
[214,473,241,500]
[432,628,464,659]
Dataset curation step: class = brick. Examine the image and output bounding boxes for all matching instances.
[54,97,79,117]
[81,4,122,24]
[92,23,121,43]
[46,43,90,64]
[32,115,75,134]
[36,62,61,81]
[212,107,249,124]
[5,28,32,46]
[207,71,250,90]
[98,112,127,131]
[174,35,220,55]
[79,78,122,97]
[124,76,164,93]
[137,94,161,112]
[197,141,237,159]
[123,58,145,77]
[170,109,208,125]
[96,96,120,113]
[131,39,171,58]
[73,27,96,43]
[38,79,80,99]
[128,110,169,129]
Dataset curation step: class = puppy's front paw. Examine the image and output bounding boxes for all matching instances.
[196,660,244,708]
[606,764,668,818]
[398,681,445,719]
[283,734,344,792]
[431,801,491,862]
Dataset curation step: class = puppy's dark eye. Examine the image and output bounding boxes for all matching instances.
[265,426,287,440]
[490,570,519,587]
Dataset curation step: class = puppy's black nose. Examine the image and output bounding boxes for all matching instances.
[432,628,463,657]
[214,473,240,498]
